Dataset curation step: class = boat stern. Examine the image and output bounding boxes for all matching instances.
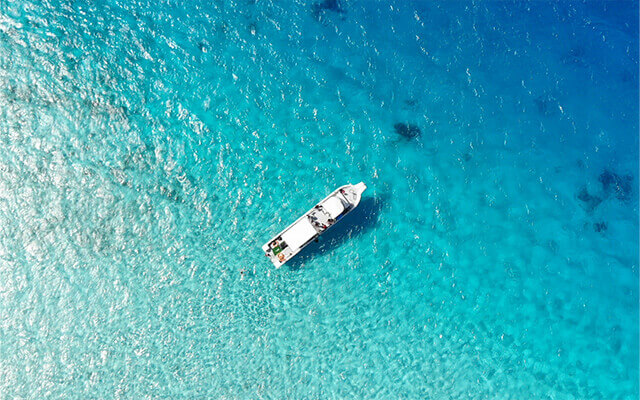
[262,243,286,268]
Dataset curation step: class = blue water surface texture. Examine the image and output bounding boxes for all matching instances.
[0,0,638,398]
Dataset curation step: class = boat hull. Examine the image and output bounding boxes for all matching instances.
[262,182,367,267]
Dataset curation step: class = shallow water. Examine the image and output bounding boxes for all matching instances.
[0,0,638,398]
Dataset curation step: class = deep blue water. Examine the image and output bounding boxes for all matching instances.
[0,0,638,398]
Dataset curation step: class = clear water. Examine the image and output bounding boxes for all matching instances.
[0,0,638,398]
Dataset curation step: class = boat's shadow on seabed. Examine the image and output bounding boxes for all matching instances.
[288,196,384,270]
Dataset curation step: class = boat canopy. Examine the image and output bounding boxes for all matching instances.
[281,218,317,250]
[322,196,345,219]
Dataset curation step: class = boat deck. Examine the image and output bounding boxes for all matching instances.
[262,183,366,267]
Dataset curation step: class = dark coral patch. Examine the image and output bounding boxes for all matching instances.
[599,170,633,201]
[599,170,616,187]
[312,0,344,20]
[534,93,558,116]
[394,123,422,139]
[593,222,608,233]
[563,46,587,66]
[577,186,602,212]
[404,98,417,107]
[314,0,342,12]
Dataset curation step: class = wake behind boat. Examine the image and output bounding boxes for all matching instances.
[262,182,367,267]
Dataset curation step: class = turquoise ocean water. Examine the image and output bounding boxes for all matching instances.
[0,0,638,398]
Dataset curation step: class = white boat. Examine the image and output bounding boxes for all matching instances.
[262,182,367,267]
